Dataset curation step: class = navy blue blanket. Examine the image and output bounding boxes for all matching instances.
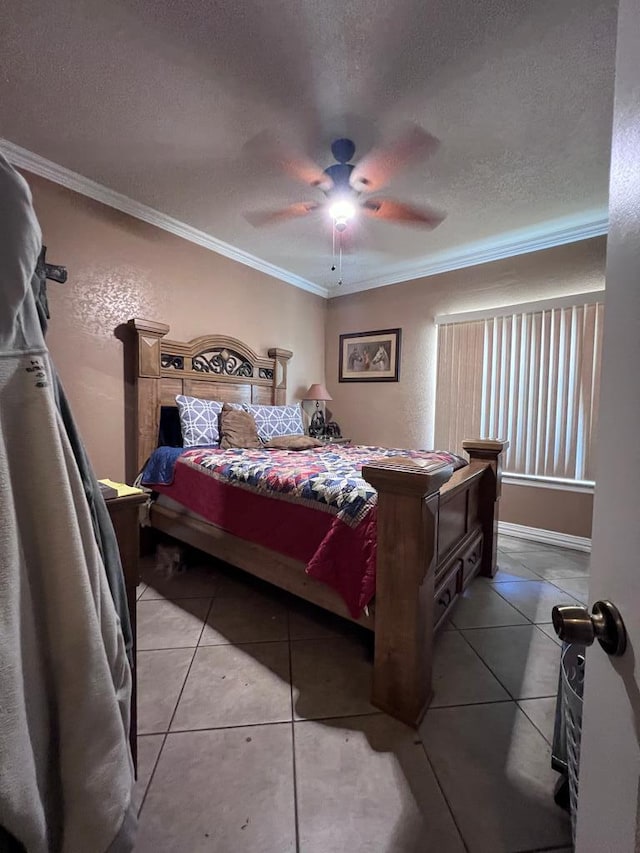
[141,446,196,486]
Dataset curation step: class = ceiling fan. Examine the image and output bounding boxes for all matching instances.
[246,125,446,235]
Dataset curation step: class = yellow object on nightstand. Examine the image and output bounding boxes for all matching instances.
[98,479,145,498]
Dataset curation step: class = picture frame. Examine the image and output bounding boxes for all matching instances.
[338,328,402,382]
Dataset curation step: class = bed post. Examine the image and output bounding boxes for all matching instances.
[462,439,508,578]
[362,459,454,727]
[130,318,170,473]
[267,348,293,405]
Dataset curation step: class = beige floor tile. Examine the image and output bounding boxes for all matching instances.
[420,702,571,853]
[136,583,148,601]
[537,623,563,645]
[496,536,525,552]
[200,592,289,645]
[491,552,541,582]
[137,648,194,734]
[449,582,530,629]
[291,635,377,720]
[498,536,577,558]
[137,598,211,650]
[518,551,590,580]
[564,547,590,564]
[493,581,581,624]
[518,697,559,744]
[550,576,590,604]
[134,735,164,814]
[288,599,352,640]
[497,536,541,554]
[295,715,465,853]
[136,725,295,853]
[431,631,509,708]
[215,567,283,600]
[462,625,562,699]
[140,563,220,600]
[171,642,292,730]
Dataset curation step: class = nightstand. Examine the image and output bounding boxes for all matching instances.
[105,491,147,771]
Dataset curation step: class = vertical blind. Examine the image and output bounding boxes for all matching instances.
[435,300,604,482]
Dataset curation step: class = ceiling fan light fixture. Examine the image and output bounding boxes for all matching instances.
[329,198,356,231]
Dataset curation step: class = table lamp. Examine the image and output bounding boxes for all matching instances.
[303,383,332,437]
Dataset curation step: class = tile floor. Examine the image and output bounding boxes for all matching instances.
[134,536,588,852]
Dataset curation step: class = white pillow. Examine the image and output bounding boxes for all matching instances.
[175,395,224,447]
[242,404,304,441]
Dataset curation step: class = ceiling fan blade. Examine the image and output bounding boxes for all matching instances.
[362,198,445,228]
[350,125,440,193]
[245,201,320,227]
[245,131,332,190]
[284,156,333,191]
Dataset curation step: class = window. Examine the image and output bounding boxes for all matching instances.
[434,293,604,483]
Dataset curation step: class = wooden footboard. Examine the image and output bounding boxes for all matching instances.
[363,438,507,727]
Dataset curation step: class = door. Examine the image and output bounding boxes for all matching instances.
[574,0,640,849]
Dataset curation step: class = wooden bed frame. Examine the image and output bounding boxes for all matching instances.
[130,318,507,727]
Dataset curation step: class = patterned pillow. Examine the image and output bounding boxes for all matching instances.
[242,404,304,441]
[175,395,223,447]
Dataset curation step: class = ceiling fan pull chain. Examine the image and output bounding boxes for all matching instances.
[331,224,343,287]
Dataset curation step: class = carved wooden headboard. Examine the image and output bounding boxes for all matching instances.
[129,318,293,473]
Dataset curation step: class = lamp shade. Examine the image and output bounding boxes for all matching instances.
[303,383,332,402]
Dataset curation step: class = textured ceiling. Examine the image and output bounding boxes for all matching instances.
[1,0,617,293]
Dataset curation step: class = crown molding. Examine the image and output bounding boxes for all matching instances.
[333,209,609,297]
[0,138,330,299]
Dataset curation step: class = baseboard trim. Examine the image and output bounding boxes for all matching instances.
[498,521,591,552]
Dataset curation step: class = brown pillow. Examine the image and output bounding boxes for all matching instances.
[263,435,325,451]
[219,403,262,449]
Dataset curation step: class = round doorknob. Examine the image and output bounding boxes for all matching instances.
[552,600,627,656]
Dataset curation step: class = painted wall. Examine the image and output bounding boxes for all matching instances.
[501,483,594,539]
[326,238,606,538]
[26,172,326,482]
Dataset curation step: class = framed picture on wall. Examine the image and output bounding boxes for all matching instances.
[339,328,402,382]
